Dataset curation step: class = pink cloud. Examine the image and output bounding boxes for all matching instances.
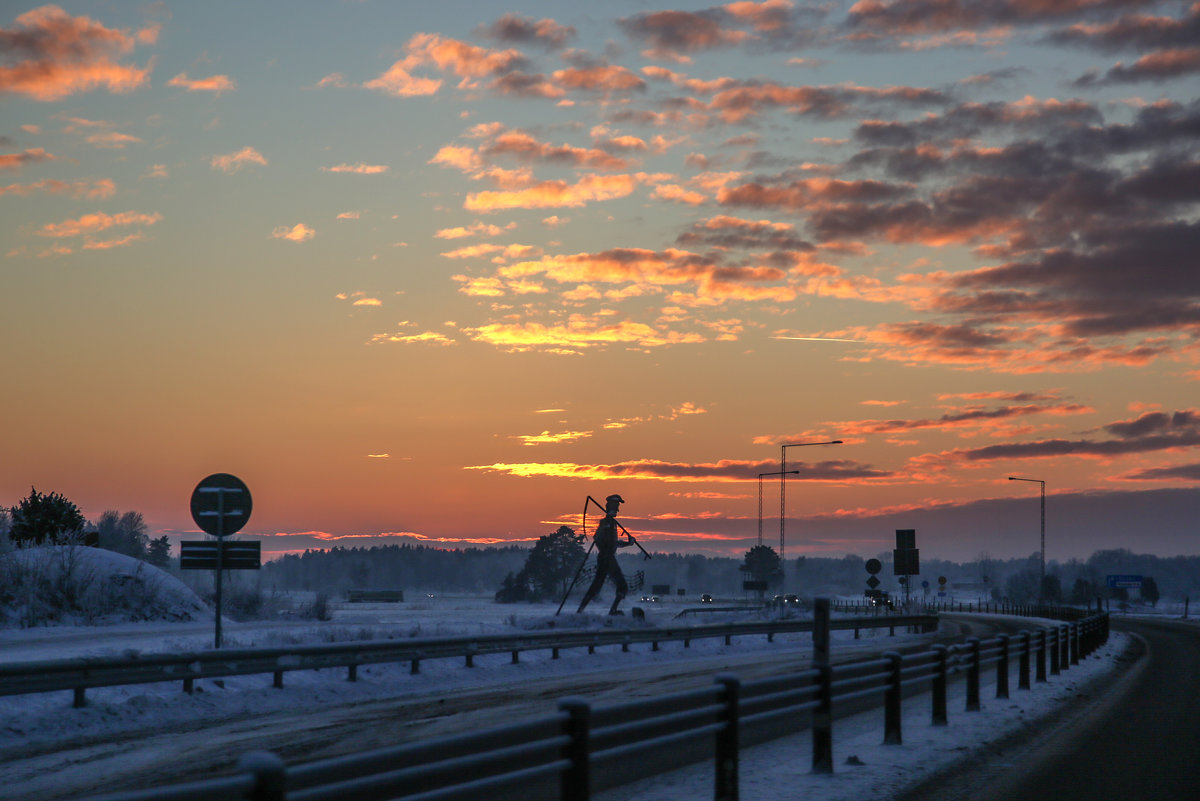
[0,5,155,101]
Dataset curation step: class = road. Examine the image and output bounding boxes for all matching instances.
[1,616,1007,801]
[900,617,1200,801]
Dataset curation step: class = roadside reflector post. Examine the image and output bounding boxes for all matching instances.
[966,637,982,711]
[883,651,902,745]
[931,644,948,725]
[996,634,1010,699]
[715,674,740,801]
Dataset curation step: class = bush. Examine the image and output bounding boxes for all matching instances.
[9,488,90,547]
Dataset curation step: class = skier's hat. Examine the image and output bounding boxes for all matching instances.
[605,494,625,504]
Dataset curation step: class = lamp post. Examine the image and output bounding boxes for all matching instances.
[759,471,799,548]
[1008,476,1046,595]
[781,440,843,559]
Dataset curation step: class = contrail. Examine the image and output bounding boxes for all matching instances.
[772,336,862,342]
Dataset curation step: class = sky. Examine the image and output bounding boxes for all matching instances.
[2,0,1199,565]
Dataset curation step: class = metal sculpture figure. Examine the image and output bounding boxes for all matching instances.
[576,494,645,615]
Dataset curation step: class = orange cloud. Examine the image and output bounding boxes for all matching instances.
[0,147,56,171]
[39,209,160,238]
[81,231,143,249]
[551,64,646,93]
[653,183,708,205]
[465,173,638,211]
[363,62,442,96]
[0,177,114,198]
[513,429,595,445]
[463,317,706,352]
[167,72,236,92]
[323,163,389,174]
[271,223,315,242]
[0,6,155,101]
[211,146,267,173]
[85,130,142,148]
[468,457,889,482]
[369,329,456,345]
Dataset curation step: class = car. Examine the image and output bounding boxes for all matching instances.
[700,593,713,603]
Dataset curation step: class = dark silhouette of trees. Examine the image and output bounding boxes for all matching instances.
[146,535,171,568]
[496,526,586,602]
[1140,576,1160,606]
[740,545,781,582]
[95,510,149,558]
[8,488,89,546]
[1041,574,1063,602]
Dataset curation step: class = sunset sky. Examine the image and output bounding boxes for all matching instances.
[3,1,1198,565]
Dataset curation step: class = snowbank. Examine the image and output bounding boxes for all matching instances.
[0,546,209,628]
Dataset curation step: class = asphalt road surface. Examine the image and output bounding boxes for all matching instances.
[901,617,1200,801]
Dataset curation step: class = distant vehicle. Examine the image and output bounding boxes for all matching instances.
[700,593,713,603]
[639,595,660,602]
[864,589,889,606]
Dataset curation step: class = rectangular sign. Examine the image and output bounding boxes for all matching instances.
[1106,574,1143,589]
[180,540,261,570]
[895,529,916,549]
[893,548,920,576]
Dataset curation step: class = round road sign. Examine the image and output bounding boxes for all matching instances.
[865,558,883,575]
[190,473,252,537]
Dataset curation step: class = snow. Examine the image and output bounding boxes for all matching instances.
[0,582,1133,800]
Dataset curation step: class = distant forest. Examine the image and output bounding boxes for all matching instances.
[255,542,1200,604]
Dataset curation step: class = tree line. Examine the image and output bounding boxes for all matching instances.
[4,488,1194,606]
[1,487,170,568]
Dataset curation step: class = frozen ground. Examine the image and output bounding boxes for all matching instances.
[0,588,1138,801]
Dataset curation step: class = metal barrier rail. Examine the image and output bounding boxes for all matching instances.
[65,606,1111,801]
[0,614,936,708]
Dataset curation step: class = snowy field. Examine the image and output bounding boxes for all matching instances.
[0,585,1137,801]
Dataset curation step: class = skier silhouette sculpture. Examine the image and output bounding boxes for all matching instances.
[576,494,635,615]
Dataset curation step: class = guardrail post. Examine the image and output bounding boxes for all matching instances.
[239,751,285,801]
[1018,631,1031,690]
[996,634,1010,699]
[715,674,740,801]
[559,698,591,801]
[812,663,834,774]
[1070,623,1079,664]
[411,658,420,675]
[1059,625,1070,671]
[966,637,981,711]
[1036,630,1047,683]
[512,650,520,664]
[184,678,194,695]
[883,651,902,745]
[348,664,358,682]
[273,671,284,689]
[931,645,948,725]
[1049,628,1061,676]
[73,687,86,708]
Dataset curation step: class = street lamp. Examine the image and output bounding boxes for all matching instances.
[759,471,799,548]
[781,439,843,559]
[1008,476,1046,595]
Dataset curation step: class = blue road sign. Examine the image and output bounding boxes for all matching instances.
[1106,574,1143,589]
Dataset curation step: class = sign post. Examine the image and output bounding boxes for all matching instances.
[190,473,252,649]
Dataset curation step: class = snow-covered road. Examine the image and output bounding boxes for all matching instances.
[0,597,1133,800]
